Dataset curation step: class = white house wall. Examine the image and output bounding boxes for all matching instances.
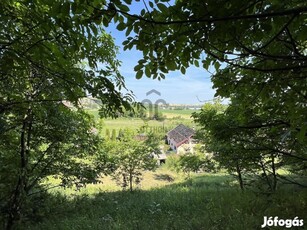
[168,137,193,153]
[168,138,178,151]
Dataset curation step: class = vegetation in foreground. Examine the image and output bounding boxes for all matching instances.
[22,169,307,230]
[2,1,306,229]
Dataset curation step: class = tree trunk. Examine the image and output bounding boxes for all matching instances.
[235,162,244,191]
[6,178,22,230]
[260,160,272,191]
[271,153,277,191]
[6,109,32,230]
[129,171,133,192]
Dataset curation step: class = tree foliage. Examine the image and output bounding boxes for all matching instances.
[0,0,133,228]
[1,0,134,116]
[98,0,306,139]
[95,0,307,188]
[98,130,158,192]
[177,152,215,178]
[193,101,305,191]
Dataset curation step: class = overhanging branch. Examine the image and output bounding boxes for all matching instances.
[116,6,307,25]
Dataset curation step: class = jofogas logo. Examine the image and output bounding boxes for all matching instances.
[261,216,303,228]
[141,89,166,120]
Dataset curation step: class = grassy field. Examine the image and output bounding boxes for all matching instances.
[86,108,197,138]
[86,109,195,134]
[86,108,195,120]
[160,109,195,119]
[23,167,307,230]
[103,118,194,132]
[87,108,195,120]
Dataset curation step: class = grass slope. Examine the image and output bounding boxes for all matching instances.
[24,169,307,230]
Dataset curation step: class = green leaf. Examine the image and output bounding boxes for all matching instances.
[91,25,98,36]
[118,4,129,12]
[180,66,186,75]
[202,59,211,70]
[157,3,167,12]
[125,25,133,36]
[118,15,124,23]
[145,66,151,77]
[297,124,307,143]
[62,2,70,15]
[136,70,143,79]
[167,61,176,70]
[138,59,146,64]
[134,64,142,71]
[102,16,109,27]
[116,23,126,31]
[214,62,221,71]
[194,60,199,67]
[123,0,132,4]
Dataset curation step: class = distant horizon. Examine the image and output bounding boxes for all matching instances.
[83,96,225,107]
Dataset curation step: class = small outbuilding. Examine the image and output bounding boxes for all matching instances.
[151,146,167,165]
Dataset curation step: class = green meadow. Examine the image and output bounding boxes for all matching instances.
[86,108,195,120]
[23,167,307,230]
[160,109,195,119]
[103,118,194,132]
[87,109,195,133]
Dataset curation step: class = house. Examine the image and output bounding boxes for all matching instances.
[166,124,195,153]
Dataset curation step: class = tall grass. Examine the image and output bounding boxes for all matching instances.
[22,171,307,230]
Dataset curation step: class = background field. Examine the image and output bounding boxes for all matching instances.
[103,118,194,132]
[86,108,196,133]
[159,108,195,119]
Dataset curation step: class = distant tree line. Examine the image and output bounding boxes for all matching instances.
[104,125,169,141]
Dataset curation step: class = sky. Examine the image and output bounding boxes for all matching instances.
[106,2,218,105]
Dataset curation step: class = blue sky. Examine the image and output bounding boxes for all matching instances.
[106,2,217,105]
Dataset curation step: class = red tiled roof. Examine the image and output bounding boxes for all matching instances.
[167,124,194,144]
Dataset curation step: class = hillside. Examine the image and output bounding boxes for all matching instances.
[24,168,307,230]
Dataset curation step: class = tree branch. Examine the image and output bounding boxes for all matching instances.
[116,6,307,25]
